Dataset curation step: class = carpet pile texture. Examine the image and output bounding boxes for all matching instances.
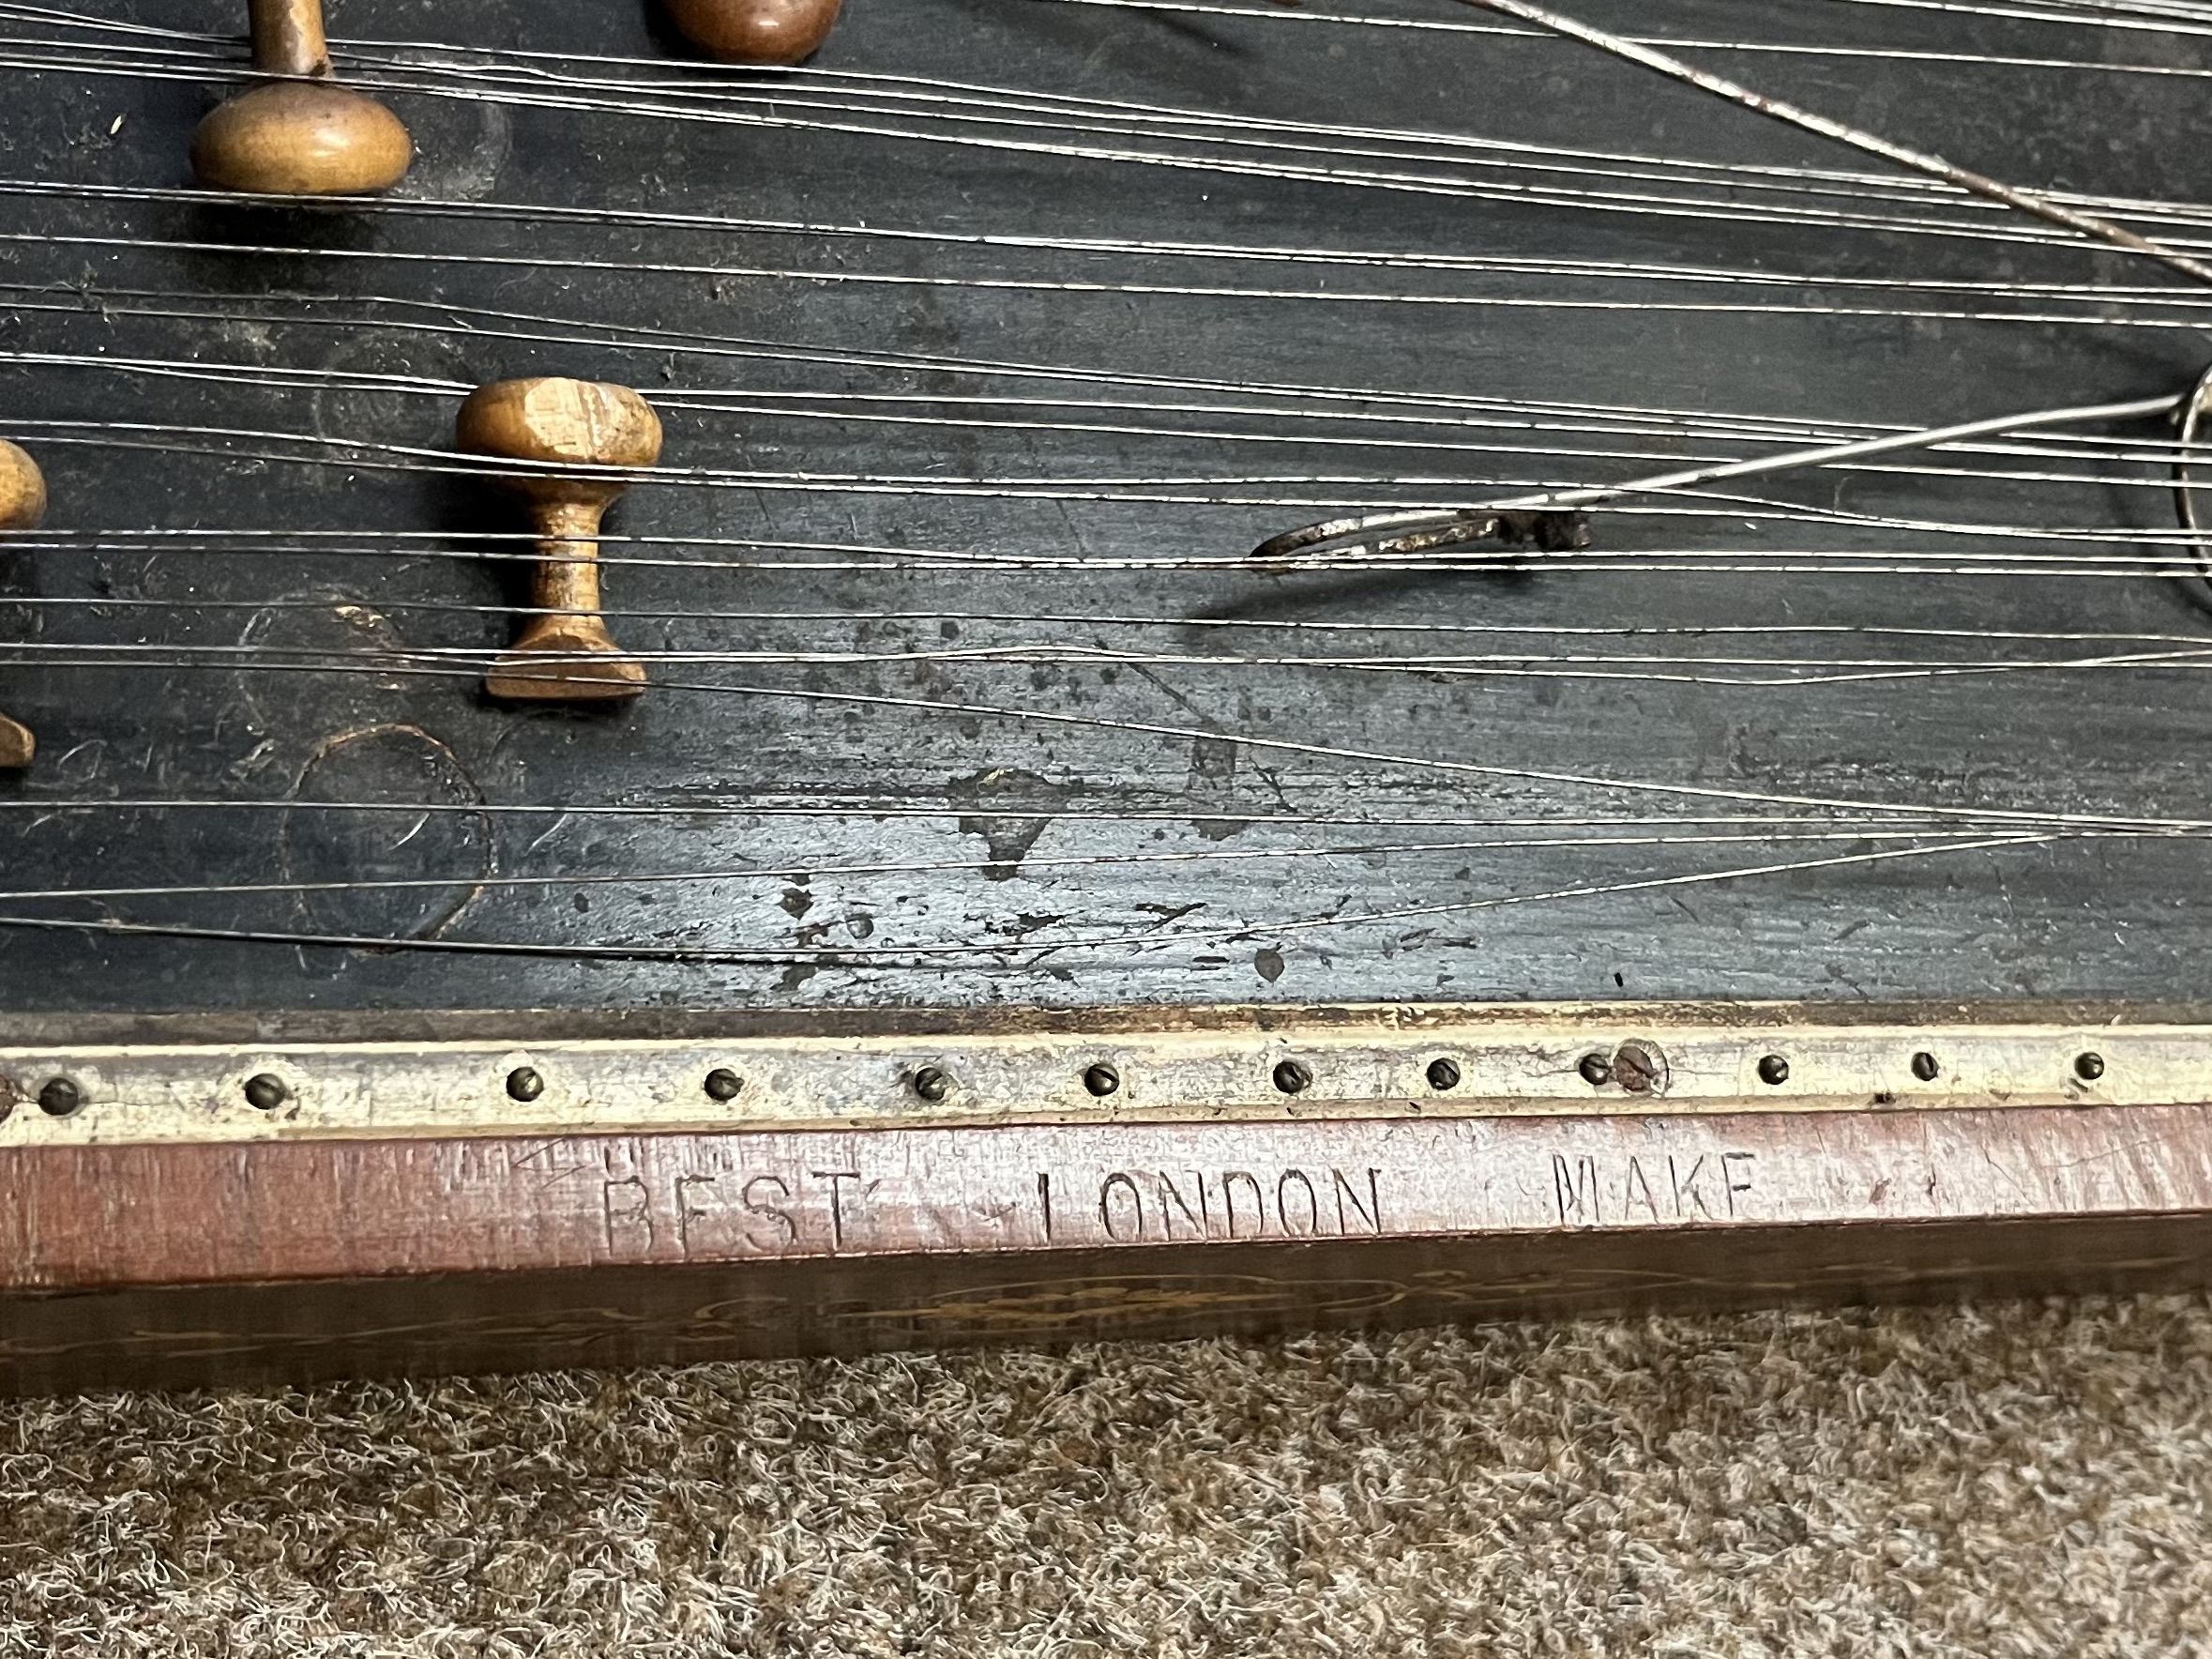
[3,1299,2209,1655]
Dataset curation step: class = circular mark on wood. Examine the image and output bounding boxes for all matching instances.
[280,724,492,941]
[236,591,416,735]
[377,58,512,200]
[305,333,476,465]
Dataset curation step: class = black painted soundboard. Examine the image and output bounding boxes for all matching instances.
[1,0,2206,1018]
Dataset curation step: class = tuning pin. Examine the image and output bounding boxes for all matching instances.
[0,441,46,769]
[191,0,412,196]
[457,378,664,703]
[663,0,845,65]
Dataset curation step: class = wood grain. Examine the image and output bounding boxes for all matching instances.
[663,0,846,65]
[6,1101,2212,1393]
[188,0,410,193]
[0,437,42,769]
[248,0,332,78]
[456,378,661,700]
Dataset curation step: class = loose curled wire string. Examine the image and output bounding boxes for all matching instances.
[1250,388,2189,564]
[2170,360,2212,616]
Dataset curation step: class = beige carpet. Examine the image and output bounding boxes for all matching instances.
[2,1300,2209,1656]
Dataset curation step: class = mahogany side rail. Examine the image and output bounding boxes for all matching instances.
[3,999,2208,1394]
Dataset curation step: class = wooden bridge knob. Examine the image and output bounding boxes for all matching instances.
[0,441,46,769]
[191,0,412,196]
[457,378,663,703]
[664,0,845,64]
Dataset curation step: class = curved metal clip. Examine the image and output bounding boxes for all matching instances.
[2170,361,2212,618]
[1250,507,1592,564]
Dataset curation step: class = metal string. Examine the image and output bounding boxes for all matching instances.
[0,833,2057,963]
[6,35,2209,254]
[0,825,2082,909]
[0,26,2044,217]
[1,6,2203,969]
[1250,390,2187,559]
[0,649,2189,971]
[5,657,2189,834]
[0,800,2055,830]
[1821,0,2212,38]
[23,216,2212,330]
[1457,0,2212,286]
[22,591,2212,658]
[32,523,2212,576]
[15,608,2212,648]
[1038,0,2212,53]
[5,46,2073,244]
[8,0,2203,282]
[15,0,2212,81]
[9,281,2189,462]
[16,640,2212,690]
[15,348,2212,498]
[24,178,2204,289]
[29,232,2197,332]
[17,412,2212,567]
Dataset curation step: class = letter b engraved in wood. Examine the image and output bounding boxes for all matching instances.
[602,1175,656,1252]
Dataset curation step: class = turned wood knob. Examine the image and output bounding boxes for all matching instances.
[0,440,46,769]
[191,0,412,196]
[457,378,663,703]
[664,0,844,64]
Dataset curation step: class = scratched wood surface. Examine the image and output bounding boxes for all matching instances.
[1,1,2208,1016]
[6,1103,2212,1391]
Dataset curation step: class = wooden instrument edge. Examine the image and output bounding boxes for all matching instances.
[3,999,2212,1393]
